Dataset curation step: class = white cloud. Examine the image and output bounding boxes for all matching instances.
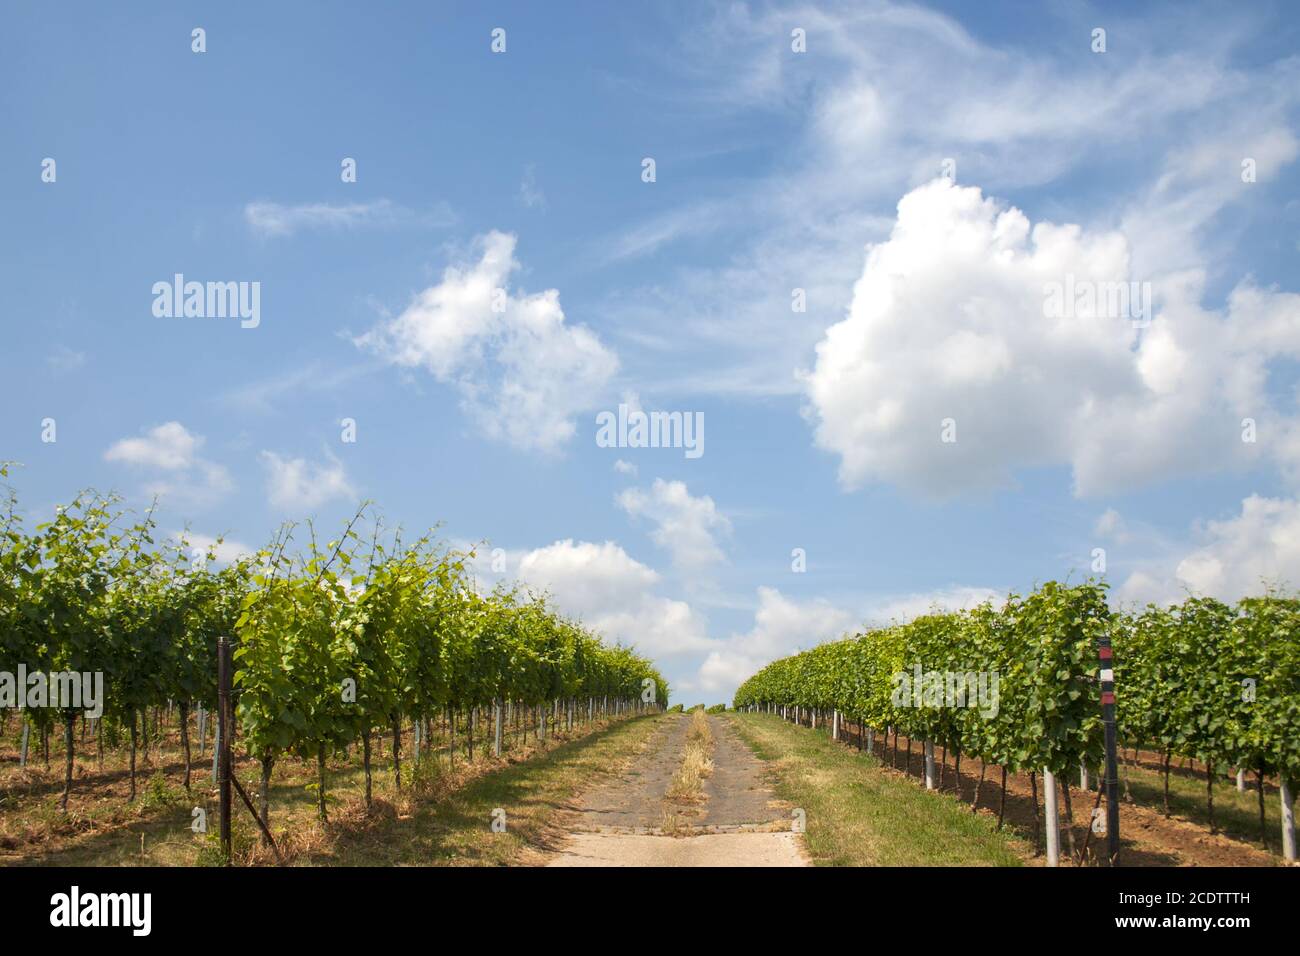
[805,177,1300,497]
[511,539,711,657]
[613,459,638,477]
[1094,508,1130,543]
[696,587,856,694]
[104,422,233,509]
[602,1,1299,404]
[106,422,201,470]
[599,200,727,264]
[1119,495,1300,606]
[518,165,546,210]
[617,478,731,571]
[864,586,1003,626]
[180,532,255,566]
[693,583,1005,698]
[220,362,375,414]
[259,451,356,511]
[244,199,453,238]
[46,346,86,373]
[355,231,618,453]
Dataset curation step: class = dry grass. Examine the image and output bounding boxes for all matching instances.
[0,711,663,866]
[666,709,714,805]
[730,712,1030,866]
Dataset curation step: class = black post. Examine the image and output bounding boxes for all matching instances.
[1099,635,1120,865]
[217,636,232,865]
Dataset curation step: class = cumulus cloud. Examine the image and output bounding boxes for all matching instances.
[355,231,618,453]
[864,586,1004,626]
[601,0,1300,400]
[510,539,711,657]
[805,178,1300,497]
[693,583,1005,698]
[259,451,356,511]
[180,533,256,566]
[244,199,453,238]
[104,422,233,508]
[1119,495,1300,606]
[696,587,856,694]
[106,422,201,471]
[617,479,730,571]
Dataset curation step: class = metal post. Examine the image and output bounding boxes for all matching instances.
[493,697,503,757]
[1282,778,1296,862]
[1043,769,1060,866]
[217,636,232,865]
[1099,635,1120,865]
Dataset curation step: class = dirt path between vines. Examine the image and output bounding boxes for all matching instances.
[545,714,807,867]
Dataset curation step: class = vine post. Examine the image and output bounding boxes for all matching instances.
[1099,634,1120,866]
[1282,779,1296,861]
[1042,769,1060,866]
[217,636,232,866]
[493,697,503,757]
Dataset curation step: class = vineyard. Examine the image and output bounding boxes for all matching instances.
[0,464,667,856]
[733,581,1300,864]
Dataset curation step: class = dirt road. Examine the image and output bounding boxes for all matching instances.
[546,713,808,867]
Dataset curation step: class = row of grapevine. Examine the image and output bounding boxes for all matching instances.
[0,466,669,827]
[732,581,1299,861]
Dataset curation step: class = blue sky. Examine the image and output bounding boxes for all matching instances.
[3,1,1299,703]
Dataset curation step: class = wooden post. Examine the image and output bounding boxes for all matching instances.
[924,741,936,790]
[217,636,233,865]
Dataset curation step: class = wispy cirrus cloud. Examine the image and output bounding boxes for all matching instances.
[243,198,455,238]
[518,165,546,210]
